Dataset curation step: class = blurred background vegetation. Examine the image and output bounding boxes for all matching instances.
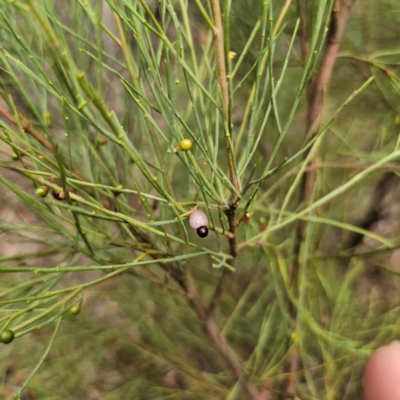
[0,0,400,399]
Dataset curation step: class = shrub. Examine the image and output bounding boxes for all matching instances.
[0,0,399,398]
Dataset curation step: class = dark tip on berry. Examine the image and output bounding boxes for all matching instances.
[11,152,25,161]
[52,189,65,201]
[197,226,208,238]
[95,138,109,148]
[241,212,250,223]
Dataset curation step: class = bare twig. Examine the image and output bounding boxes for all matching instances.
[297,0,310,64]
[207,203,238,318]
[0,103,54,153]
[207,0,240,325]
[154,256,263,399]
[304,162,400,172]
[297,0,312,102]
[302,0,358,210]
[0,101,91,183]
[307,0,357,136]
[210,0,239,200]
[128,225,263,399]
[283,1,357,398]
[210,0,229,118]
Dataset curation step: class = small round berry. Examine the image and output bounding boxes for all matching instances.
[69,305,81,315]
[45,110,51,126]
[241,212,251,223]
[11,152,24,161]
[197,226,208,238]
[68,299,82,316]
[179,139,192,151]
[95,138,109,147]
[0,329,15,344]
[189,210,209,229]
[35,186,49,198]
[259,217,267,232]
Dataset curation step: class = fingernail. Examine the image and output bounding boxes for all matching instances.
[389,340,400,347]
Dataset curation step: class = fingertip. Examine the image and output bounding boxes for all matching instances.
[364,341,400,400]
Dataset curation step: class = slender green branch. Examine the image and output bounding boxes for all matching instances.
[11,316,62,400]
[210,0,240,202]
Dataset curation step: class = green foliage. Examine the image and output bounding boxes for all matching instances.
[0,0,399,399]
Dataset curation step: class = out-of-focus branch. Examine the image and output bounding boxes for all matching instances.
[206,0,239,328]
[297,0,311,102]
[0,102,54,152]
[129,226,264,399]
[303,0,358,210]
[207,204,237,318]
[283,2,357,398]
[297,0,310,62]
[210,0,239,200]
[307,0,357,136]
[154,256,264,399]
[0,99,89,181]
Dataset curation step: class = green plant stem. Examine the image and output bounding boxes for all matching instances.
[11,289,80,332]
[242,139,399,247]
[11,316,62,400]
[210,0,239,202]
[206,0,240,325]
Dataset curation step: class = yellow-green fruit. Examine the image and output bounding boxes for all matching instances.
[69,305,81,315]
[179,139,193,151]
[0,329,14,344]
[95,138,109,147]
[35,186,49,198]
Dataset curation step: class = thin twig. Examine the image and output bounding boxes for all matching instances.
[284,1,357,398]
[0,97,87,181]
[210,0,229,117]
[304,162,400,172]
[0,103,54,152]
[123,220,262,399]
[297,0,311,101]
[206,0,240,329]
[297,0,310,61]
[210,0,239,200]
[307,0,357,136]
[207,204,237,318]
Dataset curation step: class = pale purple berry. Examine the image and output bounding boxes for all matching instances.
[189,210,208,229]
